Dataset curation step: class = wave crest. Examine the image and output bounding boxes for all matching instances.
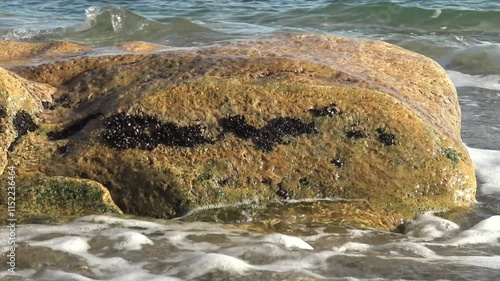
[1,5,223,47]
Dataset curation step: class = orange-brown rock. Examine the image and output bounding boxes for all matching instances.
[0,40,89,67]
[1,34,476,230]
[117,41,169,53]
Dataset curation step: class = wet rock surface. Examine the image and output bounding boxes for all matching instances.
[0,67,54,173]
[220,115,317,151]
[0,34,476,230]
[0,176,122,223]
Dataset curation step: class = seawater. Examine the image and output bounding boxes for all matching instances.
[1,0,500,280]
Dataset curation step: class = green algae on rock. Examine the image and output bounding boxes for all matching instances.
[2,34,476,231]
[0,176,122,223]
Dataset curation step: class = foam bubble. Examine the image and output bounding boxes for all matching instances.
[375,242,438,258]
[30,236,90,254]
[5,213,500,280]
[405,213,460,239]
[27,233,138,275]
[262,233,314,250]
[36,268,183,281]
[468,215,500,231]
[466,147,500,195]
[447,70,500,91]
[333,242,372,253]
[14,221,109,242]
[446,216,500,246]
[165,252,254,279]
[84,255,134,275]
[76,215,167,230]
[109,231,154,251]
[220,242,289,258]
[452,255,500,270]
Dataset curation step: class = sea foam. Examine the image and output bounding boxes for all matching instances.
[405,212,460,239]
[2,146,500,280]
[109,231,154,251]
[448,70,500,91]
[467,147,500,194]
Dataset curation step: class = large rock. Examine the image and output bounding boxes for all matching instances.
[0,67,121,222]
[1,34,476,230]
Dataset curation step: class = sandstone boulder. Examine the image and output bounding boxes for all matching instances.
[2,34,476,230]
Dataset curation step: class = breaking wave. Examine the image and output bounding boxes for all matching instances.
[0,6,225,47]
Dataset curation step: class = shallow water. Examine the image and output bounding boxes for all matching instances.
[1,198,500,280]
[1,0,500,280]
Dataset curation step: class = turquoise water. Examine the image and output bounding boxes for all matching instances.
[1,1,500,280]
[1,0,500,48]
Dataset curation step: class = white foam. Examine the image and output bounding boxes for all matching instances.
[468,215,500,231]
[375,242,438,258]
[76,215,167,230]
[4,213,500,280]
[27,233,138,275]
[220,242,289,258]
[86,256,132,273]
[30,236,90,254]
[164,252,254,279]
[445,44,500,72]
[346,228,378,238]
[107,272,183,281]
[451,255,500,270]
[257,251,335,279]
[13,222,109,242]
[431,9,442,18]
[447,70,500,91]
[405,213,460,239]
[333,242,372,253]
[0,269,37,279]
[38,269,95,281]
[466,146,500,195]
[445,216,500,246]
[262,233,314,250]
[162,230,221,252]
[37,268,183,281]
[109,231,154,251]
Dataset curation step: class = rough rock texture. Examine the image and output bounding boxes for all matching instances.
[0,40,90,67]
[0,67,54,172]
[0,176,122,223]
[117,41,169,53]
[0,67,120,221]
[1,34,476,230]
[0,40,168,68]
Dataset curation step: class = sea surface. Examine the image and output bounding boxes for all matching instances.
[1,1,500,280]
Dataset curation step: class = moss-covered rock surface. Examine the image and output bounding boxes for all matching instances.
[0,34,476,230]
[0,176,122,223]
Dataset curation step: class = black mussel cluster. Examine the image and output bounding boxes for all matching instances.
[103,113,214,150]
[220,115,317,151]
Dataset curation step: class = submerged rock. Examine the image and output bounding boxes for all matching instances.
[1,34,476,230]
